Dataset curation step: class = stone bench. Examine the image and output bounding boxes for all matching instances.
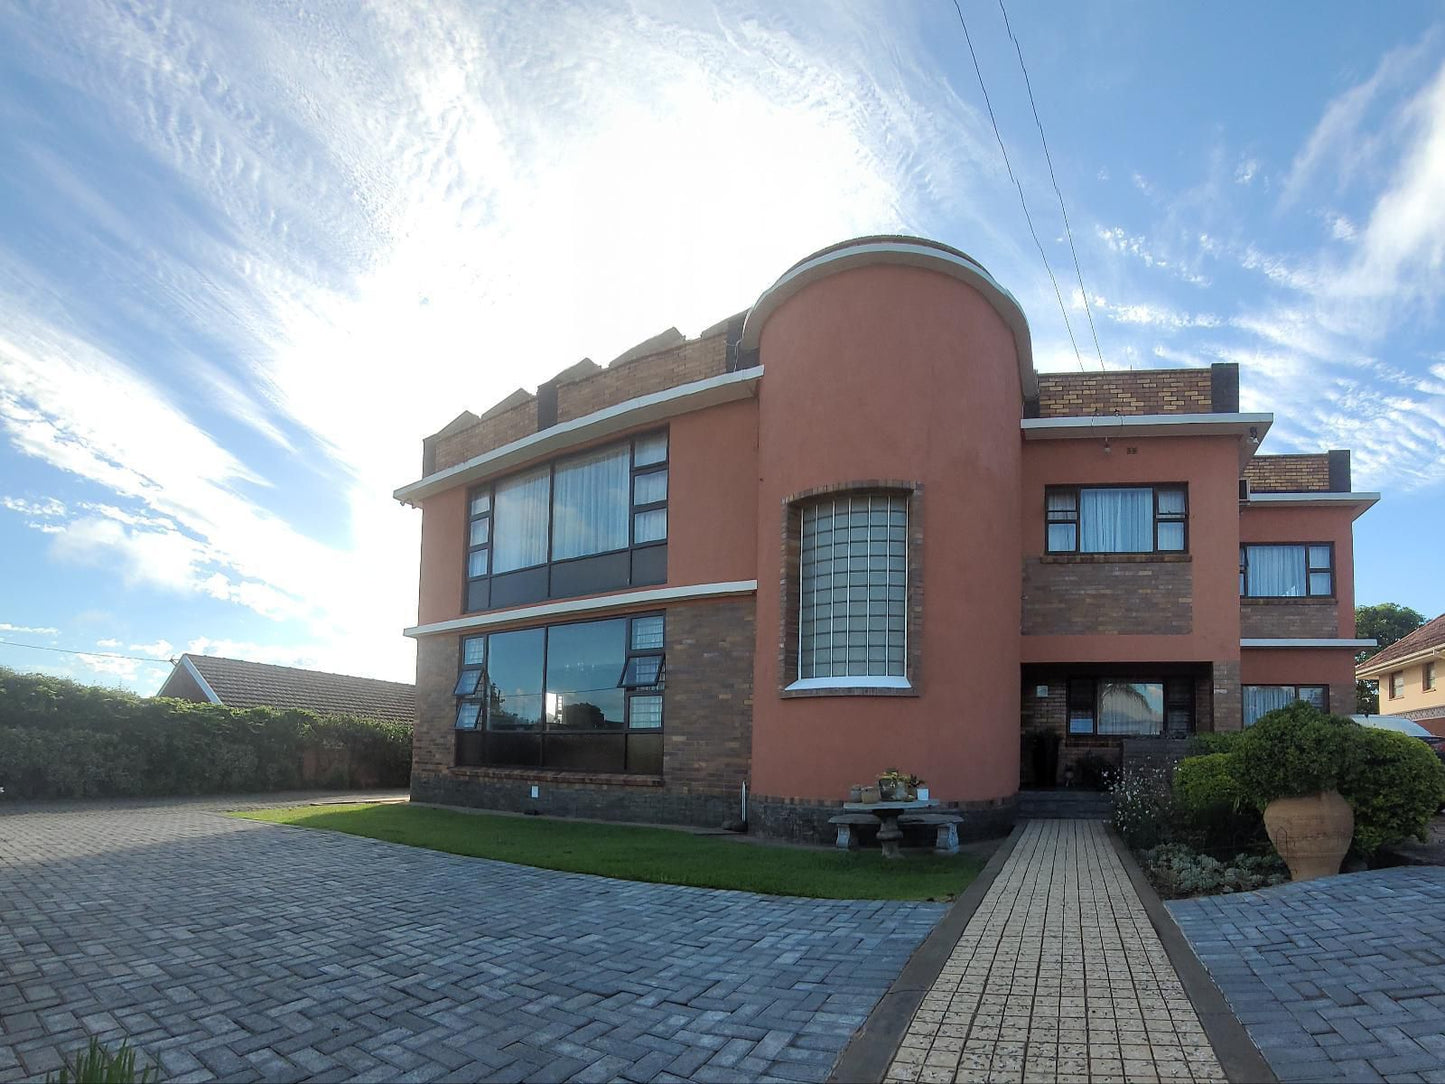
[899,812,964,855]
[828,813,881,850]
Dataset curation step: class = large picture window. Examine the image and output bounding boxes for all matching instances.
[795,492,908,685]
[453,613,665,774]
[1239,544,1333,598]
[1045,485,1187,554]
[464,431,667,611]
[1243,684,1327,726]
[1067,677,1193,736]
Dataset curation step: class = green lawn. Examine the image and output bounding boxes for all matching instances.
[237,803,981,901]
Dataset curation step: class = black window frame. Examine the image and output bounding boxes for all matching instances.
[1238,542,1335,598]
[463,429,668,613]
[1065,676,1193,737]
[1043,484,1189,555]
[452,611,666,774]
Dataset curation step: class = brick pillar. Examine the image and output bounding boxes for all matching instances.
[1331,680,1357,718]
[413,634,461,779]
[1209,660,1242,731]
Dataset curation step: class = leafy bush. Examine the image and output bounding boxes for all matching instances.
[1232,702,1355,804]
[1190,730,1245,756]
[0,668,411,800]
[49,1037,158,1083]
[1139,842,1286,899]
[1110,765,1175,850]
[1172,753,1266,856]
[1338,725,1445,858]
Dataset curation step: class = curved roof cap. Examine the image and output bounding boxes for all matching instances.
[740,235,1038,398]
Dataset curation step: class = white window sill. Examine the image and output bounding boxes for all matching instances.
[785,676,913,692]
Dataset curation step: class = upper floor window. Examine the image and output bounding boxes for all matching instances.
[1239,544,1333,598]
[1426,661,1438,692]
[1045,485,1187,554]
[796,492,908,685]
[465,431,667,611]
[1243,684,1327,726]
[1390,671,1404,699]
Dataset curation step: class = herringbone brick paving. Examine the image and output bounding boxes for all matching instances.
[0,798,943,1082]
[1170,867,1445,1083]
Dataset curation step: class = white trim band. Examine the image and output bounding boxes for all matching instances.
[180,655,222,704]
[1241,638,1377,650]
[1245,491,1380,517]
[404,580,759,638]
[1357,645,1445,678]
[1022,412,1274,439]
[394,368,762,505]
[785,676,913,692]
[741,238,1037,397]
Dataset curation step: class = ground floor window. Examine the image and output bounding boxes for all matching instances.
[453,612,665,774]
[1067,677,1193,736]
[1242,684,1327,727]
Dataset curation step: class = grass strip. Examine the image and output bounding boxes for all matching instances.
[238,803,980,901]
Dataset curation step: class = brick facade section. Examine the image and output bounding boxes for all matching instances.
[1210,660,1242,732]
[1239,598,1339,639]
[1034,369,1212,418]
[747,794,1016,846]
[409,596,754,827]
[429,331,730,473]
[1243,454,1331,493]
[1022,556,1192,636]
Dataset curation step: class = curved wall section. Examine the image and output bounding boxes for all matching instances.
[750,258,1026,809]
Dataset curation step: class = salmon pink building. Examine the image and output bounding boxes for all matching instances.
[394,236,1377,840]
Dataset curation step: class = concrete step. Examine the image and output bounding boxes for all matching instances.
[1017,789,1112,820]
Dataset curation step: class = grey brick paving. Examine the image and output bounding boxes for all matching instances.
[0,799,943,1082]
[1170,867,1445,1083]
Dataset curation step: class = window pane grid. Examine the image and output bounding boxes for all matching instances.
[799,494,907,680]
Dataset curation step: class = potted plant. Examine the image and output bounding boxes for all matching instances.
[877,770,922,802]
[1232,703,1356,881]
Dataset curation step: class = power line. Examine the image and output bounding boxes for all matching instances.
[0,640,173,665]
[950,0,1085,373]
[995,0,1107,371]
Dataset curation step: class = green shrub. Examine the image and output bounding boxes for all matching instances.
[1339,726,1445,858]
[49,1037,158,1083]
[1139,842,1287,899]
[1232,702,1355,805]
[0,668,411,800]
[1190,731,1245,756]
[1174,753,1244,811]
[1172,752,1266,856]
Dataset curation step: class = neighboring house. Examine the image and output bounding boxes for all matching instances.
[156,654,416,725]
[393,235,1375,841]
[1356,614,1445,737]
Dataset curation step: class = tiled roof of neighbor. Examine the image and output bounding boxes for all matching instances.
[181,654,415,724]
[1359,614,1445,672]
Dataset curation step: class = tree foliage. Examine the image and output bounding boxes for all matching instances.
[1354,602,1427,713]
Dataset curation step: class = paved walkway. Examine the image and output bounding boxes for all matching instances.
[0,799,943,1082]
[1171,867,1445,1083]
[887,820,1225,1084]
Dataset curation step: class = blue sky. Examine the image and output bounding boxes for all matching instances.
[1,0,1443,692]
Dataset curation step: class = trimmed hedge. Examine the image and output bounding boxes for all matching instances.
[0,668,411,800]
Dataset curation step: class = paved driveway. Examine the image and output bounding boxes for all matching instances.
[1170,867,1445,1083]
[0,799,943,1083]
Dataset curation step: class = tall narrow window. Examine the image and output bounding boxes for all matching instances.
[1390,671,1404,699]
[551,446,629,561]
[797,492,907,682]
[492,467,551,573]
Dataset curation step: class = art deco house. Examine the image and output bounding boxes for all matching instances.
[394,236,1376,840]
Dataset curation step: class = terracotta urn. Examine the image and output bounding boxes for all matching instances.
[1263,791,1354,881]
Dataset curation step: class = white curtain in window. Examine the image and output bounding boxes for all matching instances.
[1242,685,1294,726]
[1080,488,1152,552]
[1246,545,1306,596]
[492,467,551,572]
[551,446,629,561]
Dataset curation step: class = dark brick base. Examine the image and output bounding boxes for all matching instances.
[412,770,739,828]
[747,793,1017,846]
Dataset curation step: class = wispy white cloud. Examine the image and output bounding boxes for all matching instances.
[1234,158,1259,185]
[0,622,60,635]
